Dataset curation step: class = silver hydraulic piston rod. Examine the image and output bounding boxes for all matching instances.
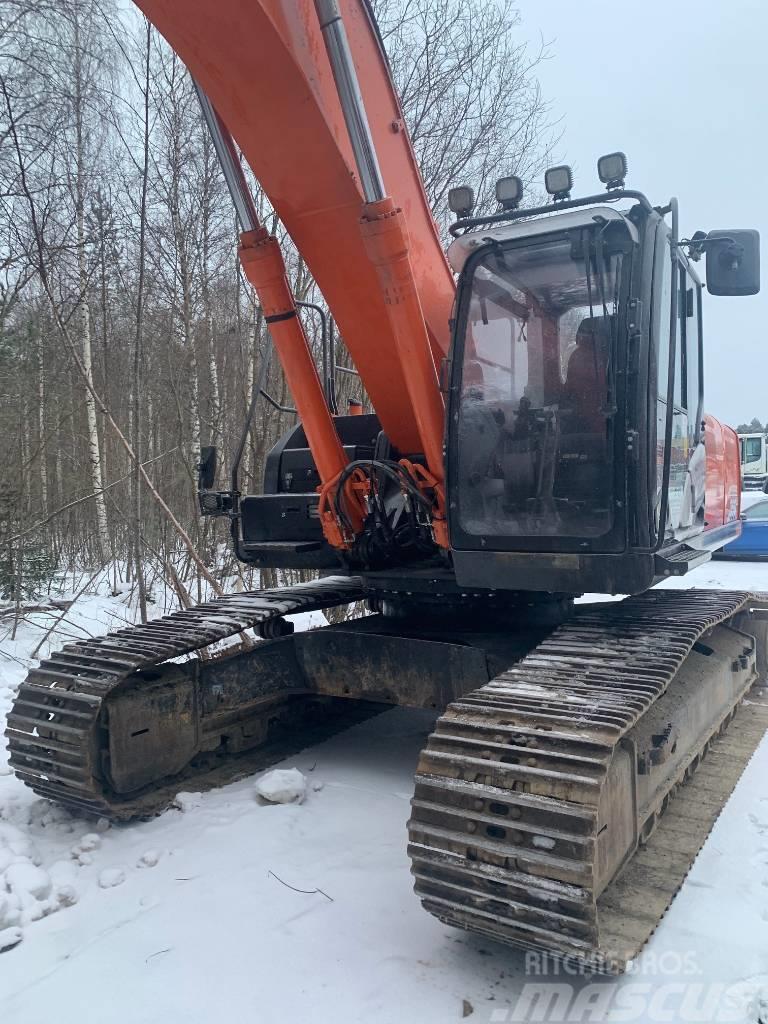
[192,81,260,233]
[314,0,386,204]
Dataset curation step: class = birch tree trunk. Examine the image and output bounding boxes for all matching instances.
[73,8,109,559]
[131,17,152,623]
[35,321,48,510]
[201,132,221,445]
[164,54,203,502]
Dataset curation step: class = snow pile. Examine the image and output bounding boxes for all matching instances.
[255,767,307,804]
[173,791,202,813]
[137,849,161,869]
[0,823,78,952]
[531,834,556,850]
[98,868,126,889]
[70,831,101,866]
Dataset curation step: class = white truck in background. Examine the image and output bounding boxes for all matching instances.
[739,432,768,490]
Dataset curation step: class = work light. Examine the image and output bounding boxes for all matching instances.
[597,152,627,189]
[495,175,523,210]
[448,186,475,218]
[544,165,573,200]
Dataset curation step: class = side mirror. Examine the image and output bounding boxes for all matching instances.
[706,229,760,296]
[198,446,217,490]
[739,512,747,522]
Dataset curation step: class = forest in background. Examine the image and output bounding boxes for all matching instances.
[0,0,557,613]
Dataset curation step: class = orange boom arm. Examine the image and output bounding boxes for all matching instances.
[134,0,455,459]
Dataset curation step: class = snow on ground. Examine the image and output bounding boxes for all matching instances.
[659,557,768,592]
[0,558,767,1022]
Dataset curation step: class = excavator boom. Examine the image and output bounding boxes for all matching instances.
[134,0,454,456]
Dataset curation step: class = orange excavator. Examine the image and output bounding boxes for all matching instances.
[7,0,766,972]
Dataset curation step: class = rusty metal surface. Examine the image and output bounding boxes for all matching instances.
[6,576,365,819]
[407,589,768,973]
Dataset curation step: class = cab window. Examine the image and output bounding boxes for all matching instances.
[682,273,702,433]
[743,437,763,462]
[456,230,625,541]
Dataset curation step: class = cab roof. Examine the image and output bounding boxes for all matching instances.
[447,205,640,274]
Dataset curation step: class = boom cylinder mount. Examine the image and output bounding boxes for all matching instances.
[314,0,448,546]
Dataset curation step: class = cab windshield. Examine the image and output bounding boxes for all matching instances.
[456,229,625,541]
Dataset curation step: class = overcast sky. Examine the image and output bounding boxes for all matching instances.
[519,0,765,428]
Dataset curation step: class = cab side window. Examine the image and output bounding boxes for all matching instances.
[674,266,684,409]
[657,249,673,399]
[682,272,702,436]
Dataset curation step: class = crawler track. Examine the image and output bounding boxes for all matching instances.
[8,580,768,969]
[6,576,365,819]
[408,589,768,972]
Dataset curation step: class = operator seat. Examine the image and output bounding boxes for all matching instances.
[556,315,613,519]
[562,316,610,433]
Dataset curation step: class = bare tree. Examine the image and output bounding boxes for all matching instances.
[55,0,113,557]
[0,0,559,605]
[373,0,558,225]
[131,16,152,621]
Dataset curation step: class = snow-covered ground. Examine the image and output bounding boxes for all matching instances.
[1,559,767,1023]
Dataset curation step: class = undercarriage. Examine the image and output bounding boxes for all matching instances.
[7,577,768,971]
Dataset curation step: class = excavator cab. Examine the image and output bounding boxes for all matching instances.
[204,183,756,598]
[446,193,758,595]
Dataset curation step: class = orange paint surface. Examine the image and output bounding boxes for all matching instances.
[704,413,741,528]
[134,0,455,454]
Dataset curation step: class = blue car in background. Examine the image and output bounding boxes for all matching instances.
[717,495,768,560]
